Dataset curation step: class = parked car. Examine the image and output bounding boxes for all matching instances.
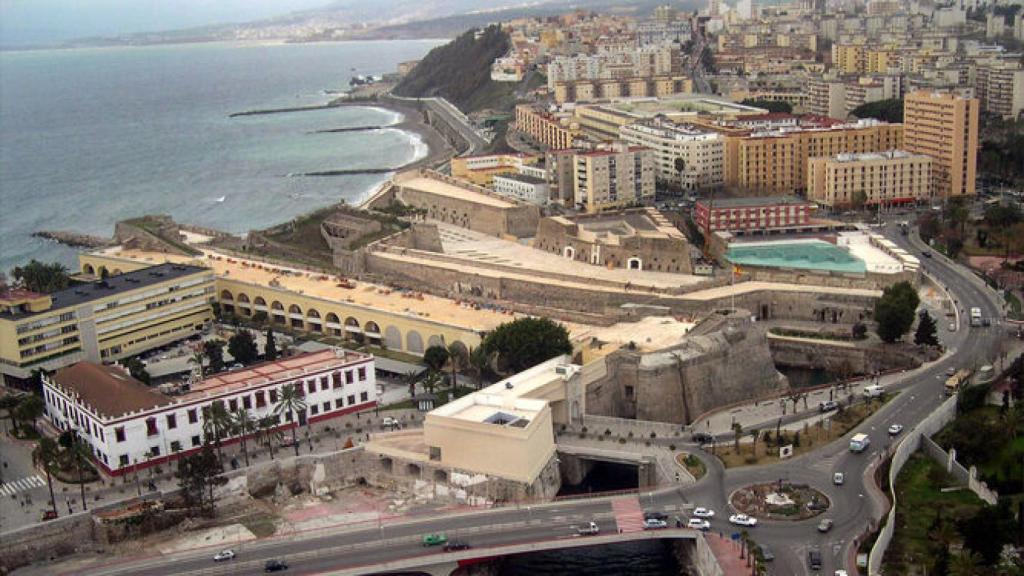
[833,472,845,485]
[422,533,448,547]
[946,366,957,376]
[264,559,288,572]
[692,507,715,518]
[213,549,236,562]
[576,521,600,536]
[757,544,775,561]
[808,548,822,570]
[382,416,399,429]
[443,540,471,552]
[687,518,711,531]
[921,251,932,258]
[729,514,757,527]
[644,511,668,521]
[949,322,957,332]
[691,432,714,444]
[818,519,834,533]
[41,510,58,521]
[888,423,904,435]
[643,518,668,530]
[819,400,838,412]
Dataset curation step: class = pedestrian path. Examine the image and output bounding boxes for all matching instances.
[1,475,45,496]
[611,497,645,534]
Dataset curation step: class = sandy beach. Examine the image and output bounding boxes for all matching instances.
[333,97,456,172]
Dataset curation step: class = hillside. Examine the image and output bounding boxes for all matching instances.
[391,25,512,113]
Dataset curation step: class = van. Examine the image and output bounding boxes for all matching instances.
[808,548,822,570]
[863,385,884,398]
[850,433,871,453]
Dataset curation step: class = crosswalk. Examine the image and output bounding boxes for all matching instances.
[611,497,646,534]
[0,475,45,496]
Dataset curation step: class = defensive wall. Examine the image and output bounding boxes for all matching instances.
[768,334,935,375]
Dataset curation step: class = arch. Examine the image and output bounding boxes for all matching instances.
[405,463,421,477]
[236,293,250,304]
[325,312,340,324]
[406,330,425,354]
[98,266,108,277]
[384,326,402,350]
[381,457,393,474]
[82,263,95,275]
[433,469,448,483]
[563,246,576,259]
[288,304,302,315]
[364,321,381,335]
[220,289,234,301]
[627,257,643,271]
[306,308,321,320]
[344,317,360,328]
[427,335,443,349]
[271,301,284,311]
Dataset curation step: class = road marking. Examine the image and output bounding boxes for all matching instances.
[0,475,44,496]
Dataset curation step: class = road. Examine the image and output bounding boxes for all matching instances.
[19,224,1005,576]
[385,94,489,156]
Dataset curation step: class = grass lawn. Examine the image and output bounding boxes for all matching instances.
[1006,291,1022,320]
[239,512,278,538]
[676,452,707,480]
[713,396,888,468]
[358,345,424,366]
[883,453,985,575]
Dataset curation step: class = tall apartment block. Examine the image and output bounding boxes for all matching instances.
[902,91,979,199]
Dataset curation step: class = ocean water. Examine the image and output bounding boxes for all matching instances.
[0,40,443,274]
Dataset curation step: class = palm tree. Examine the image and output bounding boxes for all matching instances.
[32,437,59,516]
[256,416,283,460]
[15,395,44,435]
[273,384,307,457]
[188,350,206,377]
[202,401,232,464]
[231,409,255,467]
[749,429,759,460]
[447,343,467,390]
[949,550,983,576]
[732,422,743,453]
[0,395,22,435]
[468,347,489,389]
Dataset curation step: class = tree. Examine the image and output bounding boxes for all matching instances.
[749,429,759,459]
[256,416,283,461]
[739,99,792,113]
[732,422,743,453]
[984,203,1021,229]
[958,502,1017,565]
[851,322,868,340]
[231,409,255,468]
[480,317,572,374]
[273,384,307,457]
[201,401,232,464]
[203,340,225,373]
[227,331,259,365]
[447,343,468,389]
[189,350,205,376]
[948,549,984,576]
[264,328,278,361]
[945,200,970,240]
[0,395,21,435]
[32,437,59,516]
[12,260,70,293]
[874,281,921,343]
[914,311,939,346]
[467,346,491,389]
[422,371,443,395]
[850,98,904,123]
[13,395,43,435]
[176,444,226,515]
[918,211,941,243]
[122,356,151,385]
[423,345,450,374]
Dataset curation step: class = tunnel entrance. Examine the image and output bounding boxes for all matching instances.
[557,460,638,497]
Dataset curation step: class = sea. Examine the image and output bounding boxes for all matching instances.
[0,40,444,274]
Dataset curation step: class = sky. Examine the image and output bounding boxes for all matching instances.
[0,0,334,46]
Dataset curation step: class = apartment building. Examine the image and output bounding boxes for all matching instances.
[693,196,815,234]
[619,120,725,190]
[902,91,979,198]
[807,75,902,119]
[726,119,904,195]
[0,264,214,387]
[515,104,579,149]
[42,348,376,476]
[974,59,1024,119]
[553,76,692,104]
[492,173,550,205]
[450,153,542,186]
[807,150,933,208]
[573,142,656,212]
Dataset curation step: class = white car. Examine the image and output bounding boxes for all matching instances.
[729,514,758,527]
[213,549,235,562]
[835,571,849,576]
[687,518,711,531]
[692,507,715,518]
[382,416,399,429]
[888,424,904,435]
[643,518,668,530]
[834,472,845,485]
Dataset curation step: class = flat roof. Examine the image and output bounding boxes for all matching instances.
[726,239,866,274]
[494,173,547,185]
[0,263,209,320]
[430,356,574,423]
[699,196,813,209]
[51,362,171,420]
[400,176,516,208]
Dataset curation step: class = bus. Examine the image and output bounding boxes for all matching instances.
[944,369,972,396]
[970,307,982,327]
[850,433,871,453]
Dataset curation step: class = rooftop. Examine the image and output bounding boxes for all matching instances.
[493,173,548,185]
[50,362,171,420]
[399,175,517,208]
[698,195,813,209]
[831,150,931,162]
[726,239,866,274]
[0,263,209,320]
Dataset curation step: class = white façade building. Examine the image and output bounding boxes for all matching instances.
[41,348,376,476]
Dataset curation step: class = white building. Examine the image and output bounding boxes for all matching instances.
[42,348,376,476]
[492,173,550,205]
[619,119,725,190]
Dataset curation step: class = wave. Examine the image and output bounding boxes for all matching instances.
[360,105,404,126]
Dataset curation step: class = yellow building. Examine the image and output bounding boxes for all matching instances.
[0,263,214,386]
[866,49,900,73]
[807,150,933,208]
[573,105,643,141]
[573,142,657,212]
[902,91,979,198]
[450,153,541,186]
[832,44,866,74]
[515,104,578,150]
[726,120,904,195]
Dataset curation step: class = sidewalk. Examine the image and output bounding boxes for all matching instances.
[705,531,755,576]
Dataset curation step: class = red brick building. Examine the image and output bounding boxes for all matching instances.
[694,196,815,234]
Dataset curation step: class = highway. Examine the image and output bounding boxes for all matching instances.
[22,223,1006,576]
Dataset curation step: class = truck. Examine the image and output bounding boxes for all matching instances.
[850,433,871,453]
[970,307,982,327]
[576,521,600,536]
[862,384,884,398]
[944,368,973,396]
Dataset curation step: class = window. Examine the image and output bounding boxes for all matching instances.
[322,401,330,413]
[145,418,158,437]
[357,367,366,381]
[170,440,182,452]
[166,414,177,429]
[191,435,201,447]
[625,385,634,398]
[332,372,342,388]
[188,409,198,424]
[285,411,293,422]
[310,405,319,416]
[149,445,160,457]
[345,371,354,384]
[335,399,343,409]
[320,377,328,391]
[115,426,126,442]
[360,391,368,402]
[307,381,316,394]
[269,389,278,403]
[229,399,238,412]
[347,395,355,405]
[119,454,129,467]
[242,395,251,410]
[99,428,105,442]
[255,391,266,408]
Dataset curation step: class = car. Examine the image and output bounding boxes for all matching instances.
[692,507,715,518]
[443,540,471,552]
[687,518,711,531]
[729,514,758,527]
[576,521,599,536]
[833,472,845,485]
[835,571,849,576]
[818,519,834,533]
[382,416,399,429]
[757,544,775,561]
[644,511,668,521]
[946,366,957,376]
[213,549,236,562]
[643,518,668,530]
[264,559,288,572]
[808,548,822,570]
[921,251,932,258]
[819,400,838,412]
[949,322,957,332]
[691,432,714,444]
[888,423,904,435]
[422,533,448,546]
[41,510,58,521]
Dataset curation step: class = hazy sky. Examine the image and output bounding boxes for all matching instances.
[0,0,333,46]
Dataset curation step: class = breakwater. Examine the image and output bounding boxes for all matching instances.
[32,230,114,249]
[310,126,383,134]
[300,168,397,177]
[228,103,339,118]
